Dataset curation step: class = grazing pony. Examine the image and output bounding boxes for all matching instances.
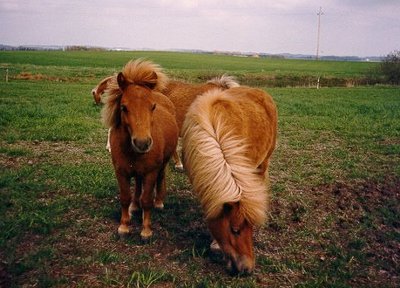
[182,87,277,274]
[94,73,239,169]
[102,59,178,239]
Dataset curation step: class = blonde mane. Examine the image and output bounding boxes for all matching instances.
[182,89,268,226]
[101,59,169,128]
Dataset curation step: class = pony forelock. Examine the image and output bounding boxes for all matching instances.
[182,90,267,226]
[101,59,168,128]
[121,59,168,91]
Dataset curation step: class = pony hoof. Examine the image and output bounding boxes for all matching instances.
[118,225,130,236]
[154,201,164,210]
[140,229,153,240]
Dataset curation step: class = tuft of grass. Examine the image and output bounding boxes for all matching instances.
[100,267,175,288]
[127,269,175,288]
[96,250,121,265]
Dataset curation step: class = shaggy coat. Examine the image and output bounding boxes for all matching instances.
[163,75,239,133]
[182,86,277,226]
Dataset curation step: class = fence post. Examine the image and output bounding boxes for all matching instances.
[6,68,9,83]
[316,76,320,89]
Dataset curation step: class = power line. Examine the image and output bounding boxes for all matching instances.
[316,7,324,60]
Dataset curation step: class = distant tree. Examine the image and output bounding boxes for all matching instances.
[380,50,400,85]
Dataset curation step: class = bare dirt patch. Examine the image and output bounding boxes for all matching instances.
[14,72,78,83]
[328,176,400,286]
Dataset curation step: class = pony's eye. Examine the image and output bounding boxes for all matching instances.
[121,105,127,112]
[151,103,156,111]
[231,227,241,236]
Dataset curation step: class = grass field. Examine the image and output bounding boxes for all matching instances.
[0,51,399,287]
[0,50,381,87]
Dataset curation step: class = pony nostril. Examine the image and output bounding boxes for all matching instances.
[239,258,254,275]
[241,267,253,276]
[229,256,254,276]
[133,137,153,152]
[148,139,153,150]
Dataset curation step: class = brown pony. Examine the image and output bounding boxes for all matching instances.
[94,73,239,168]
[102,59,178,239]
[182,86,277,274]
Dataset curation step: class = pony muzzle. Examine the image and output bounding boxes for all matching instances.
[227,254,254,276]
[132,137,153,153]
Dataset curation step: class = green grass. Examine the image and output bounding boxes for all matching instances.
[0,51,399,287]
[0,81,101,142]
[0,50,375,75]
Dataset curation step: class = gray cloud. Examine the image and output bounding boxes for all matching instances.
[0,0,399,56]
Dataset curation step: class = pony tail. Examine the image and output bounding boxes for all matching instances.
[207,74,240,89]
[182,90,267,226]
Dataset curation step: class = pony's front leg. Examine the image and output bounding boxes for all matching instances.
[129,176,142,215]
[116,173,131,236]
[140,172,157,239]
[154,167,167,209]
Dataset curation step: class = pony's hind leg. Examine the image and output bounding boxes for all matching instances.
[173,149,184,171]
[154,167,167,209]
[173,138,184,171]
[116,174,131,236]
[106,128,112,152]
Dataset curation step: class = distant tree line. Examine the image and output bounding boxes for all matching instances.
[65,46,106,51]
[380,50,400,85]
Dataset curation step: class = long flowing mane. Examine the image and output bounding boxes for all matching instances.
[101,59,168,128]
[182,89,268,226]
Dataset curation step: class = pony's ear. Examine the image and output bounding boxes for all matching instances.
[142,71,158,90]
[117,72,128,90]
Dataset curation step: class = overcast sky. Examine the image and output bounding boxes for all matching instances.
[0,0,399,57]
